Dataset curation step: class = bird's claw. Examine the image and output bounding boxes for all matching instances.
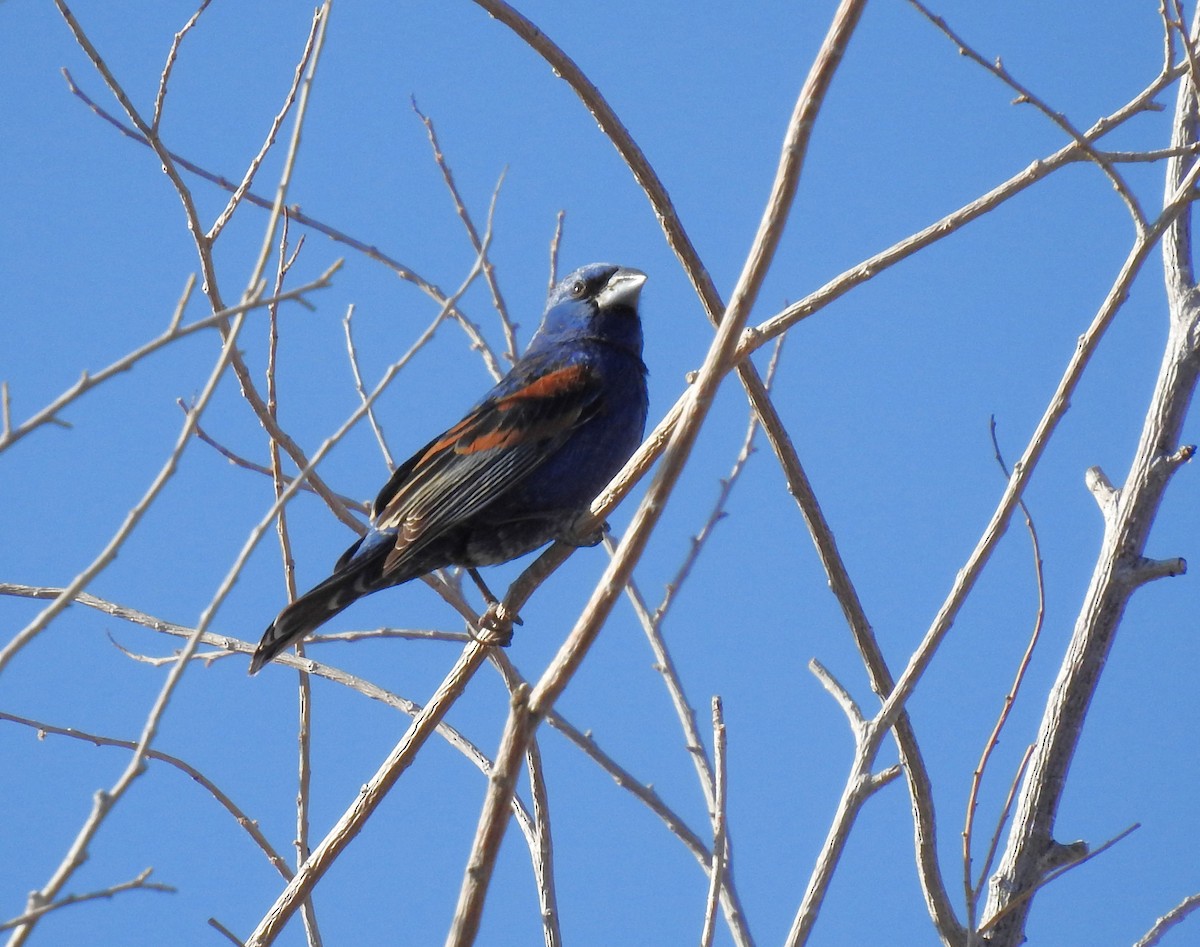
[474,600,523,647]
[562,515,608,548]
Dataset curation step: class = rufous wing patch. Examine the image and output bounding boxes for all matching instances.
[419,365,595,460]
[495,364,591,403]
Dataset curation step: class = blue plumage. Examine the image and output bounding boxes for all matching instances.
[250,263,648,673]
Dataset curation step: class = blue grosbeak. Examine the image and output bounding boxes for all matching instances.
[250,263,648,673]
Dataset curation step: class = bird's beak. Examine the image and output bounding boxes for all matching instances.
[597,267,647,310]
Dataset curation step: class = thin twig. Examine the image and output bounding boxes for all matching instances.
[548,211,565,291]
[0,187,254,946]
[413,99,516,370]
[487,654,562,947]
[1161,0,1178,78]
[0,268,339,455]
[907,0,1145,227]
[745,62,1185,357]
[973,743,1033,945]
[961,420,1048,932]
[268,215,301,605]
[153,0,212,131]
[206,9,322,243]
[61,71,504,374]
[207,917,245,946]
[0,586,549,882]
[54,1,359,535]
[597,348,778,946]
[110,627,469,667]
[655,339,780,626]
[343,304,396,469]
[208,5,364,538]
[1134,890,1200,947]
[54,0,215,301]
[699,697,728,947]
[0,711,293,882]
[0,868,173,932]
[1101,144,1200,162]
[980,824,1140,936]
[265,214,324,947]
[179,401,368,515]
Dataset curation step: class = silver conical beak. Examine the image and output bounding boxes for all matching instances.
[597,267,647,310]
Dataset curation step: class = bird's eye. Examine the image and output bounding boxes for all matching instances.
[569,279,586,298]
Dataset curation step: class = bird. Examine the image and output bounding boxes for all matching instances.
[250,263,648,674]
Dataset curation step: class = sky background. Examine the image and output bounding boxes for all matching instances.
[2,2,1198,945]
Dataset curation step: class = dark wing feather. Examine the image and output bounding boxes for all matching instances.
[370,363,604,576]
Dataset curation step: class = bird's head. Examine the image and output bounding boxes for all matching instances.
[529,263,646,358]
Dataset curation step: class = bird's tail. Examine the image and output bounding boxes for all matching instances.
[249,563,381,675]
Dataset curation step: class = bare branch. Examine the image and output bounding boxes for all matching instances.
[808,660,864,731]
[264,214,324,947]
[0,868,173,932]
[54,0,215,297]
[55,0,361,536]
[745,62,1185,356]
[983,12,1200,940]
[413,99,516,371]
[0,711,293,882]
[487,655,562,947]
[207,917,245,947]
[1134,891,1200,947]
[178,400,368,515]
[450,3,870,942]
[0,268,339,455]
[982,824,1139,938]
[548,211,566,290]
[152,0,213,130]
[0,295,258,675]
[653,339,778,627]
[0,245,256,943]
[343,304,397,470]
[699,697,728,947]
[962,422,1048,929]
[0,585,549,902]
[908,0,1146,227]
[789,660,908,947]
[974,743,1033,943]
[206,8,323,243]
[60,72,508,374]
[875,126,1200,748]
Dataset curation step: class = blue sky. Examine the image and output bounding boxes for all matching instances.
[3,2,1198,945]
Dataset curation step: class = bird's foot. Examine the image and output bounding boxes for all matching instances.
[474,600,523,647]
[561,514,608,548]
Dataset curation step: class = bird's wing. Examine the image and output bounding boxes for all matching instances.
[367,361,604,575]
